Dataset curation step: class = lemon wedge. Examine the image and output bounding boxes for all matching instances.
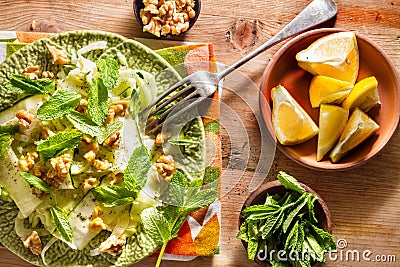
[330,108,379,163]
[309,75,353,108]
[342,76,380,112]
[317,104,349,161]
[296,32,359,84]
[271,85,319,145]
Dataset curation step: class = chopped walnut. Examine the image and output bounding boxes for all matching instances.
[83,151,96,165]
[41,71,55,79]
[43,154,71,189]
[82,134,94,144]
[22,65,40,80]
[83,142,99,164]
[75,99,88,114]
[106,101,129,124]
[89,217,107,232]
[155,132,164,146]
[140,0,196,36]
[94,159,112,171]
[40,126,55,140]
[102,132,121,147]
[46,43,69,65]
[156,155,176,182]
[16,110,35,129]
[81,177,99,193]
[109,173,124,185]
[21,231,42,256]
[18,151,39,172]
[33,187,45,198]
[93,205,103,219]
[105,108,115,124]
[98,234,127,256]
[33,165,45,178]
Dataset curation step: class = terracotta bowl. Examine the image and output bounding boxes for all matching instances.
[259,28,400,170]
[133,0,201,39]
[238,180,332,266]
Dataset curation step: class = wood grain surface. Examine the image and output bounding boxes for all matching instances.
[0,0,399,267]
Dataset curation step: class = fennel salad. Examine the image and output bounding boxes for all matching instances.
[0,40,216,266]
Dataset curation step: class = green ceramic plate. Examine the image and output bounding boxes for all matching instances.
[0,30,204,267]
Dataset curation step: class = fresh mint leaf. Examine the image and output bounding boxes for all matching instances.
[124,145,151,191]
[237,221,249,242]
[247,239,259,260]
[21,172,52,193]
[6,75,55,95]
[92,185,137,207]
[242,204,280,219]
[66,110,103,138]
[141,207,171,244]
[168,138,200,147]
[0,134,13,157]
[37,90,81,121]
[304,233,325,263]
[283,193,309,233]
[98,119,123,144]
[35,131,82,161]
[307,194,318,224]
[305,221,335,251]
[277,171,306,194]
[96,58,119,90]
[168,170,187,207]
[296,221,305,254]
[0,125,19,135]
[285,219,299,251]
[184,189,218,212]
[204,120,220,133]
[203,166,220,186]
[49,206,73,243]
[259,210,284,239]
[88,78,108,126]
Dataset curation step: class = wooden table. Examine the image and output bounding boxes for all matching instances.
[0,0,399,266]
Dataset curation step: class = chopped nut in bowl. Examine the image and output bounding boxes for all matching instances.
[133,0,201,38]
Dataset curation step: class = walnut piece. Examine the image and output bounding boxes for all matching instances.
[94,159,112,171]
[46,43,69,65]
[22,231,42,256]
[98,234,127,256]
[105,101,129,124]
[102,132,121,147]
[81,177,99,193]
[155,132,164,146]
[41,71,55,79]
[75,99,88,114]
[83,142,99,164]
[89,217,107,232]
[140,0,196,37]
[22,65,40,80]
[156,154,176,182]
[18,151,39,172]
[16,110,35,129]
[43,154,71,189]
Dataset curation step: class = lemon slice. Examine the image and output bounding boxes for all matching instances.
[296,31,359,84]
[309,75,353,108]
[330,108,379,163]
[342,76,380,112]
[271,85,319,145]
[317,104,349,161]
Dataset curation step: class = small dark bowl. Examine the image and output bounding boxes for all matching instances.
[238,180,332,266]
[133,0,201,38]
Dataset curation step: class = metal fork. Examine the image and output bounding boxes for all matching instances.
[142,0,338,132]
